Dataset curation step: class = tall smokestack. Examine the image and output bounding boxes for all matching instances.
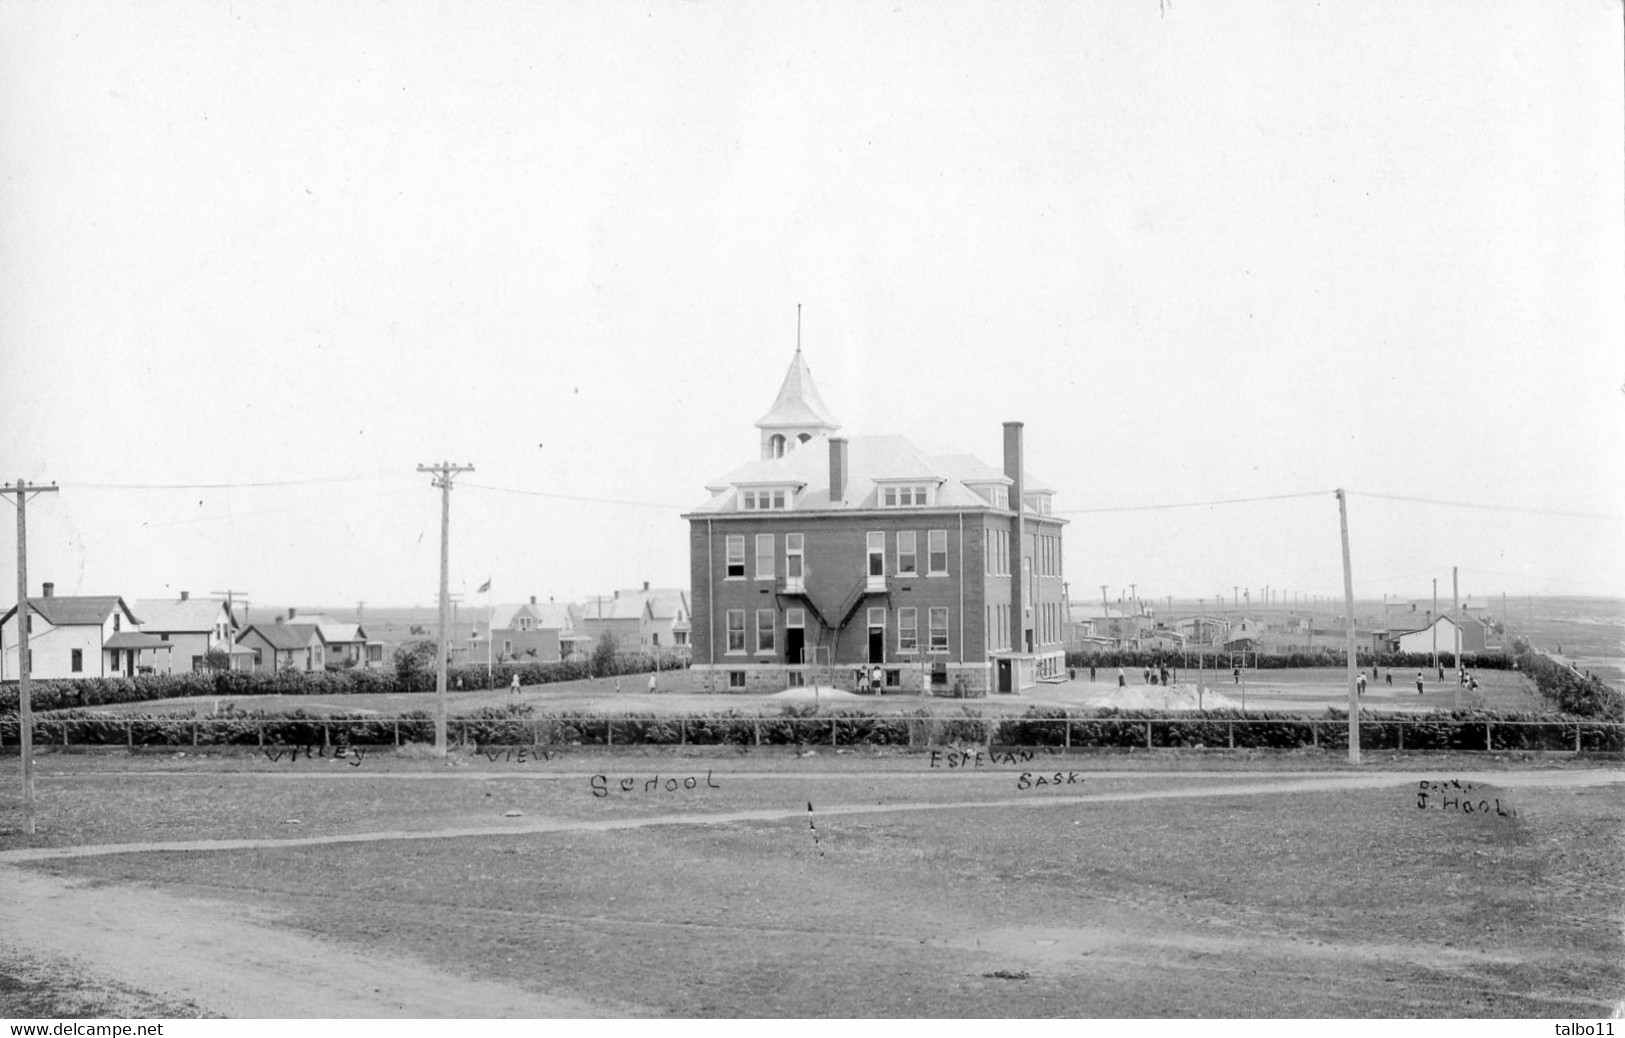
[1004,422,1025,658]
[829,437,848,504]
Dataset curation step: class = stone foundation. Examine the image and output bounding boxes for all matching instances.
[683,660,993,696]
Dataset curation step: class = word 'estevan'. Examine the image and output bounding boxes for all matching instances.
[928,749,1035,769]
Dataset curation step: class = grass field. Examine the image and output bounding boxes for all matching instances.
[1,746,1620,1019]
[63,664,1549,720]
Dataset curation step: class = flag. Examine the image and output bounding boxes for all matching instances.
[476,578,491,594]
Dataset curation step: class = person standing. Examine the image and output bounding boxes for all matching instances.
[1416,671,1425,695]
[870,664,883,695]
[1117,666,1126,688]
[509,673,521,696]
[648,672,658,695]
[1357,673,1367,697]
[1090,664,1097,682]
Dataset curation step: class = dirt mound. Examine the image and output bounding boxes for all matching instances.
[769,685,867,702]
[1093,682,1240,711]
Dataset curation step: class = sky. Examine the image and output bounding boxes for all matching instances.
[2,0,1622,613]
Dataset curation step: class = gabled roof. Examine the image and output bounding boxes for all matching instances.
[1,595,128,628]
[489,601,575,632]
[283,616,366,644]
[608,587,688,622]
[692,433,1060,517]
[105,632,171,650]
[237,624,316,651]
[755,351,841,431]
[130,597,233,633]
[576,595,647,622]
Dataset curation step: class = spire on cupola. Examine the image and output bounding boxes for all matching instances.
[755,306,840,459]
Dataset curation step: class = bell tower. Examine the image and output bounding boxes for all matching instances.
[754,327,840,459]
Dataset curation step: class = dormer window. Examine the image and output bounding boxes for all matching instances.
[740,488,791,511]
[1025,492,1054,516]
[881,484,933,507]
[971,484,1010,509]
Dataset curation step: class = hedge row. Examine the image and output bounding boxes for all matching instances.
[1517,652,1623,720]
[5,704,1618,753]
[1066,649,1511,671]
[0,655,689,716]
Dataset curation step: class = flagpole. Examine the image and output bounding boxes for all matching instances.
[486,580,493,692]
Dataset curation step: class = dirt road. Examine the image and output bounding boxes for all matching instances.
[3,767,1618,1017]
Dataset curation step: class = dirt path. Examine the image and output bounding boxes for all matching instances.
[0,867,636,1018]
[3,767,1617,1017]
[3,768,1618,864]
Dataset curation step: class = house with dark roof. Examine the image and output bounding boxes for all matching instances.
[131,592,248,673]
[683,348,1068,695]
[235,620,327,672]
[277,610,379,668]
[1,583,171,679]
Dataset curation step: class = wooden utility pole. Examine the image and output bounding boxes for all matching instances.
[1453,566,1461,711]
[1432,577,1439,672]
[211,589,252,635]
[1336,489,1360,765]
[417,462,474,757]
[3,479,59,835]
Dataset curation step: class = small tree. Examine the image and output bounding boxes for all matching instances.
[590,632,619,676]
[393,640,437,687]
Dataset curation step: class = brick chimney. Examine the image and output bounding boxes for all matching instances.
[288,607,296,620]
[1003,421,1025,655]
[829,437,848,503]
[530,595,537,605]
[180,590,189,601]
[42,582,54,598]
[643,580,650,592]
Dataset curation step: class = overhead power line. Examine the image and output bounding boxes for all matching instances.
[462,481,686,510]
[1057,490,1332,515]
[1346,490,1619,522]
[62,473,404,491]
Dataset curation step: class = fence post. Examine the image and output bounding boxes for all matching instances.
[1145,720,1152,750]
[1311,723,1318,748]
[130,720,136,750]
[831,718,838,746]
[1397,721,1403,751]
[754,718,761,746]
[257,722,263,749]
[323,723,330,751]
[531,720,538,748]
[679,719,686,746]
[1485,720,1492,752]
[607,719,613,747]
[1575,723,1582,754]
[1064,718,1070,750]
[1228,721,1234,750]
[394,719,400,747]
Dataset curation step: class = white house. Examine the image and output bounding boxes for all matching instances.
[130,592,246,673]
[1,585,170,679]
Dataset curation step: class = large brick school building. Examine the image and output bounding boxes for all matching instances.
[683,349,1067,695]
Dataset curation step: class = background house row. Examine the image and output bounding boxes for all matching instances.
[0,586,385,680]
[468,585,690,665]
